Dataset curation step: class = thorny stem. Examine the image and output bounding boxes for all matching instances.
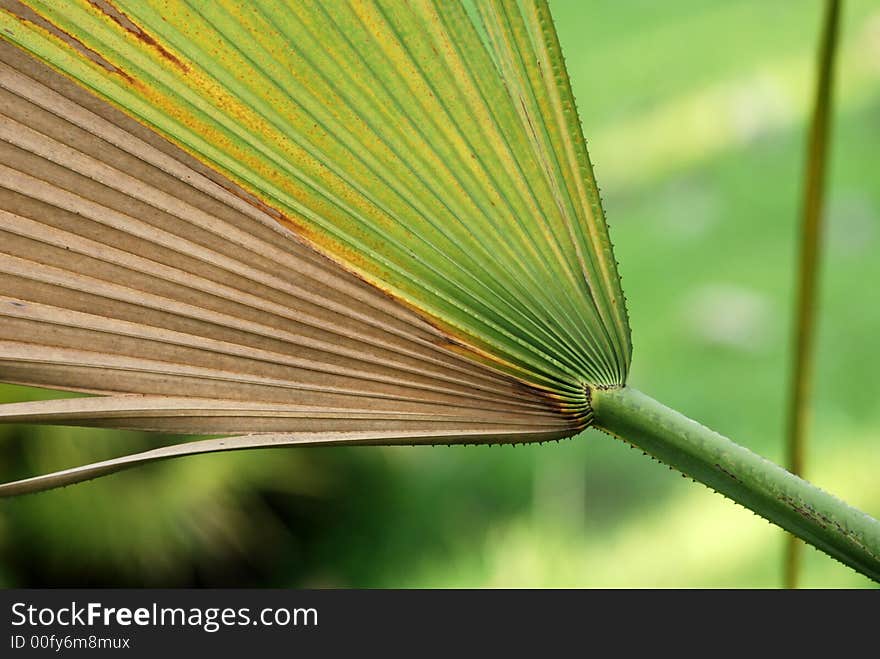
[591,386,880,584]
[784,0,841,588]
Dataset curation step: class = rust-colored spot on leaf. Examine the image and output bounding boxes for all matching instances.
[88,0,189,73]
[2,0,133,83]
[214,179,290,225]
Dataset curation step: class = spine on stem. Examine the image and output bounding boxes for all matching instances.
[590,386,880,582]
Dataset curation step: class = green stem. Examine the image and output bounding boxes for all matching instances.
[784,0,842,588]
[590,386,880,583]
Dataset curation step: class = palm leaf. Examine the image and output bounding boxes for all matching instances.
[0,0,625,491]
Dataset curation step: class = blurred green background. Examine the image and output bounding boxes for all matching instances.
[1,0,878,587]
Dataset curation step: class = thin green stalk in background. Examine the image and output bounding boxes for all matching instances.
[784,0,842,588]
[591,387,880,583]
